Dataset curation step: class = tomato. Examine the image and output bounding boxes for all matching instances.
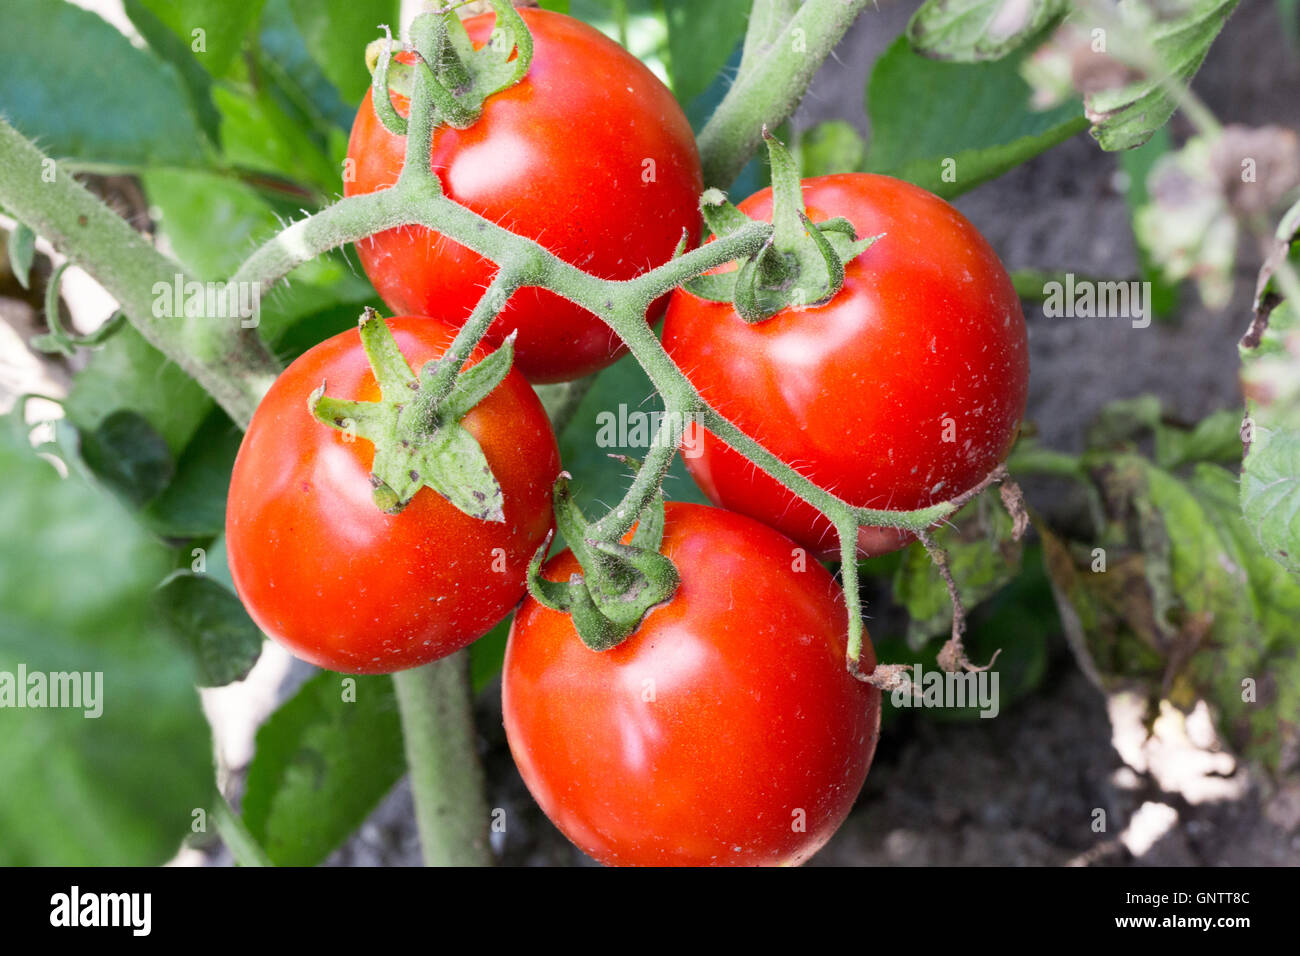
[502,502,881,866]
[345,8,703,383]
[226,316,560,674]
[662,173,1029,558]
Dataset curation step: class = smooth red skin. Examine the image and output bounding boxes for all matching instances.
[345,9,703,384]
[503,503,881,867]
[662,174,1029,559]
[225,317,560,674]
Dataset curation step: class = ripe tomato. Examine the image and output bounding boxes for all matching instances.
[226,316,559,674]
[502,502,881,866]
[345,8,703,383]
[662,173,1029,558]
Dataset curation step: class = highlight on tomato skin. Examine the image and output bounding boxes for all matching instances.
[662,172,1029,560]
[345,7,704,384]
[502,502,882,867]
[225,316,561,675]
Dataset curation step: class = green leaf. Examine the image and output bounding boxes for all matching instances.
[1085,0,1239,151]
[213,85,340,194]
[1154,408,1243,470]
[143,168,297,277]
[662,0,750,105]
[793,121,866,178]
[77,410,176,508]
[0,0,206,168]
[155,573,263,687]
[865,36,1086,199]
[124,0,223,148]
[6,223,36,290]
[908,0,1067,62]
[1041,450,1300,772]
[137,0,267,77]
[142,408,243,538]
[242,671,405,866]
[64,325,212,456]
[0,417,212,865]
[288,0,399,106]
[259,0,356,134]
[1240,427,1300,574]
[1084,394,1163,450]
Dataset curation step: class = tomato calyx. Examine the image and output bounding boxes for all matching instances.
[365,1,534,136]
[526,468,680,651]
[307,308,512,521]
[684,130,881,322]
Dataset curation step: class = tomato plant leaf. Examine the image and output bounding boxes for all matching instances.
[1041,449,1300,773]
[793,121,866,179]
[64,326,213,458]
[142,409,243,538]
[1240,427,1300,574]
[213,85,341,195]
[124,0,223,149]
[136,0,267,78]
[0,417,212,866]
[259,0,357,134]
[1084,0,1239,151]
[288,0,400,107]
[1240,203,1300,574]
[242,671,405,866]
[908,0,1068,62]
[77,409,176,508]
[662,0,750,106]
[0,0,207,169]
[865,36,1086,199]
[154,572,263,687]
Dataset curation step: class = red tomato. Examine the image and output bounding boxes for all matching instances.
[502,502,881,866]
[662,173,1029,558]
[345,8,703,383]
[226,316,559,674]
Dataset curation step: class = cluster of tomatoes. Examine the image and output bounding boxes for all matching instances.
[225,9,1028,866]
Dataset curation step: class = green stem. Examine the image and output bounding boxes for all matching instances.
[837,513,866,665]
[424,268,521,402]
[592,410,684,540]
[697,0,874,188]
[212,791,273,867]
[232,186,439,294]
[0,118,279,427]
[391,654,492,867]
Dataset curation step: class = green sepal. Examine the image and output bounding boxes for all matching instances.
[526,472,679,652]
[700,188,753,239]
[437,331,515,422]
[307,309,506,521]
[732,133,860,321]
[687,137,884,317]
[525,529,575,612]
[369,4,535,135]
[369,26,409,137]
[681,271,741,302]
